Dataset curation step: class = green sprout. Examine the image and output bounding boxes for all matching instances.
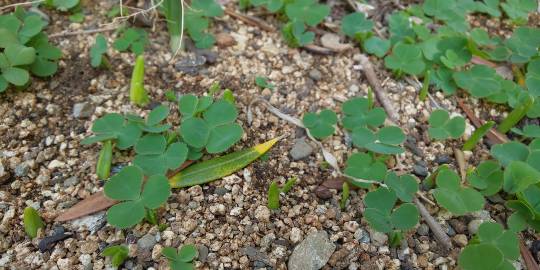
[462,121,495,151]
[497,95,533,133]
[267,177,297,210]
[302,109,337,139]
[282,20,315,47]
[104,166,171,228]
[102,245,129,269]
[458,222,519,270]
[161,0,184,52]
[130,55,150,107]
[96,140,113,180]
[255,76,275,90]
[340,182,349,210]
[433,168,484,215]
[162,244,198,270]
[90,34,110,69]
[467,160,503,196]
[23,206,44,238]
[427,109,465,140]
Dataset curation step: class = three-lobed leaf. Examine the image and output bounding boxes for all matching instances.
[303,109,337,139]
[364,187,419,233]
[102,245,129,268]
[433,168,485,215]
[427,109,465,140]
[384,43,425,75]
[285,0,329,27]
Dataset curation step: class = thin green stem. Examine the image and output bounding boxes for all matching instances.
[463,121,495,151]
[497,96,533,134]
[419,70,430,101]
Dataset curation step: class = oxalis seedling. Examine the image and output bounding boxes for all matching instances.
[23,206,45,239]
[427,109,465,140]
[302,109,337,139]
[255,76,275,90]
[90,34,110,69]
[114,28,148,56]
[267,177,297,210]
[101,245,129,269]
[0,8,62,92]
[162,244,198,270]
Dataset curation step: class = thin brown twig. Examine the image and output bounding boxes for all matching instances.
[224,9,275,32]
[414,197,453,250]
[457,98,508,144]
[49,26,120,38]
[520,239,540,270]
[0,0,44,12]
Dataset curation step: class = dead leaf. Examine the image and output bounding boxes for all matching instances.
[55,191,116,222]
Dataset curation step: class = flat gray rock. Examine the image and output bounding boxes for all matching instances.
[288,231,335,270]
[290,138,314,160]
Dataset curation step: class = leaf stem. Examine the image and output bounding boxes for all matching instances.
[497,96,533,134]
[419,70,430,101]
[462,121,495,151]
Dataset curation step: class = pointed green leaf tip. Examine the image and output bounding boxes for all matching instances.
[24,206,45,238]
[170,137,280,188]
[102,245,129,268]
[104,166,171,228]
[129,55,149,107]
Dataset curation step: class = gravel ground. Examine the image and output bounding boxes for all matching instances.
[0,1,537,270]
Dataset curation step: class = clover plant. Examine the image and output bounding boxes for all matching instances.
[433,168,485,215]
[162,244,198,270]
[114,28,148,55]
[0,9,62,92]
[179,97,243,154]
[428,109,465,140]
[102,245,129,269]
[183,0,223,49]
[90,34,109,69]
[467,160,503,196]
[302,109,337,139]
[104,166,171,228]
[512,124,540,138]
[133,134,188,176]
[363,187,419,237]
[344,152,387,188]
[458,222,519,270]
[255,76,275,90]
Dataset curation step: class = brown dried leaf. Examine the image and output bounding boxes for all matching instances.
[55,191,116,222]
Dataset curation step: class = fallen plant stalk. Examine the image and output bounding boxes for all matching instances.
[413,197,453,250]
[457,99,508,144]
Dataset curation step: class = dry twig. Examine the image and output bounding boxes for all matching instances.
[0,0,44,12]
[49,26,120,38]
[414,197,453,250]
[224,9,275,32]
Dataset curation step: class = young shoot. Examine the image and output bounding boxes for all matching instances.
[130,55,150,107]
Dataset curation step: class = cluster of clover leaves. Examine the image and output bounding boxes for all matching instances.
[304,93,540,269]
[0,8,62,93]
[82,94,242,229]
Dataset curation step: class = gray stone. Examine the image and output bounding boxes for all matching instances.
[175,55,206,74]
[370,230,388,247]
[242,246,270,265]
[309,69,322,81]
[137,234,157,251]
[63,176,79,187]
[198,245,209,262]
[70,212,106,234]
[214,187,228,196]
[0,160,9,184]
[417,224,429,236]
[288,231,336,270]
[467,219,485,234]
[413,162,428,177]
[72,102,94,118]
[14,162,30,177]
[290,138,314,160]
[354,228,370,243]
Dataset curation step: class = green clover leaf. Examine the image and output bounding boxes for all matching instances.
[384,172,419,202]
[302,109,337,139]
[341,12,373,39]
[427,109,465,140]
[52,0,80,11]
[18,15,46,44]
[133,134,188,176]
[501,0,537,23]
[458,222,519,270]
[251,0,284,12]
[388,11,416,44]
[104,166,171,228]
[453,65,502,98]
[350,126,405,154]
[178,94,214,118]
[363,37,390,57]
[162,244,198,270]
[490,141,529,167]
[384,43,425,75]
[344,152,387,188]
[467,160,503,196]
[113,28,148,55]
[512,125,540,138]
[90,34,107,68]
[433,168,485,215]
[526,59,540,96]
[364,187,419,233]
[81,113,142,150]
[191,0,223,17]
[285,0,330,27]
[503,161,540,194]
[342,97,386,130]
[505,27,540,63]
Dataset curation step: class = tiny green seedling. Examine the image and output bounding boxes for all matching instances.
[267,177,297,210]
[433,168,484,215]
[184,0,223,48]
[222,89,235,104]
[458,222,519,270]
[165,90,177,102]
[133,134,188,176]
[427,109,465,140]
[102,245,129,269]
[340,182,349,210]
[90,34,110,69]
[255,76,275,90]
[467,160,503,196]
[497,95,533,133]
[114,28,148,55]
[162,244,198,270]
[130,55,150,106]
[23,206,45,238]
[96,140,113,180]
[285,0,329,27]
[302,109,337,139]
[104,166,171,228]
